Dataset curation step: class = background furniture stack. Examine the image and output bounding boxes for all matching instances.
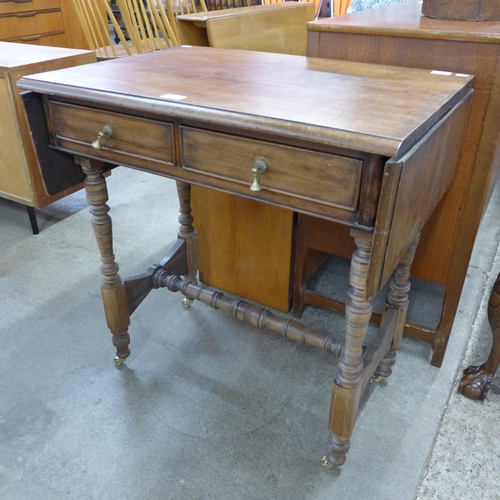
[0,0,89,48]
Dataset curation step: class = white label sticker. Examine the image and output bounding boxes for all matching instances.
[160,93,187,101]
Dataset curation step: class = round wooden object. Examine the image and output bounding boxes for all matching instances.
[422,0,500,20]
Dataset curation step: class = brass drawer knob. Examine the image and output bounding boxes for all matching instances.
[92,125,113,150]
[250,157,268,191]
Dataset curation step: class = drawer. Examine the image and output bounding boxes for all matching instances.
[0,9,63,38]
[0,0,60,15]
[181,127,363,213]
[6,31,66,46]
[49,102,174,172]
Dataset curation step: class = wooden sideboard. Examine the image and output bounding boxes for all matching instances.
[0,0,88,49]
[18,46,473,466]
[0,42,96,231]
[304,0,500,366]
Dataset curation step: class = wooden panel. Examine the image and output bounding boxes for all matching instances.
[49,102,175,173]
[372,92,473,297]
[192,186,294,311]
[182,127,363,213]
[0,10,64,39]
[177,19,210,46]
[205,2,316,55]
[0,77,32,202]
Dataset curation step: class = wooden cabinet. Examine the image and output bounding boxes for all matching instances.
[0,0,89,49]
[305,0,500,366]
[0,42,96,212]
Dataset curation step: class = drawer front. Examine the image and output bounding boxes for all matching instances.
[50,102,174,172]
[0,9,63,38]
[0,0,60,15]
[6,30,66,46]
[181,127,363,213]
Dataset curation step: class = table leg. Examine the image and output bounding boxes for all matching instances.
[324,231,373,467]
[176,181,199,307]
[79,158,131,364]
[375,234,420,379]
[26,206,40,235]
[459,270,500,400]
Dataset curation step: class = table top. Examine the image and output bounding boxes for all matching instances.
[177,2,311,22]
[0,42,94,72]
[18,46,473,157]
[308,0,500,42]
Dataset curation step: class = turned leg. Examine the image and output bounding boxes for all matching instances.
[374,234,420,379]
[78,158,131,364]
[459,270,500,400]
[324,230,373,467]
[176,181,198,307]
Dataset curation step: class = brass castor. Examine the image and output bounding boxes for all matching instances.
[321,456,335,469]
[114,356,125,366]
[182,297,194,308]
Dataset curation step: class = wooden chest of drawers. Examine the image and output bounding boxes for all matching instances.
[0,0,88,48]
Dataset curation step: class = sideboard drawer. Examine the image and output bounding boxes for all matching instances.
[0,9,63,39]
[49,102,175,172]
[7,31,66,46]
[0,0,60,15]
[181,127,363,213]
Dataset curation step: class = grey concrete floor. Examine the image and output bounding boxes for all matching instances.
[1,167,499,500]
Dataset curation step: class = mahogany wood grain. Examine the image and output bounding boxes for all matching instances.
[306,0,500,365]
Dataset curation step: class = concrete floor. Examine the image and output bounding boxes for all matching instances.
[1,167,499,500]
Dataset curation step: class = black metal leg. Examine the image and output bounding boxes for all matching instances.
[26,206,39,235]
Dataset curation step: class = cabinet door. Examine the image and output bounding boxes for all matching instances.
[192,186,294,312]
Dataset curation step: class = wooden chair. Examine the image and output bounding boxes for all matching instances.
[205,0,257,11]
[304,0,322,17]
[70,0,133,59]
[334,0,352,16]
[169,0,208,15]
[116,0,180,51]
[163,0,208,45]
[262,0,322,18]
